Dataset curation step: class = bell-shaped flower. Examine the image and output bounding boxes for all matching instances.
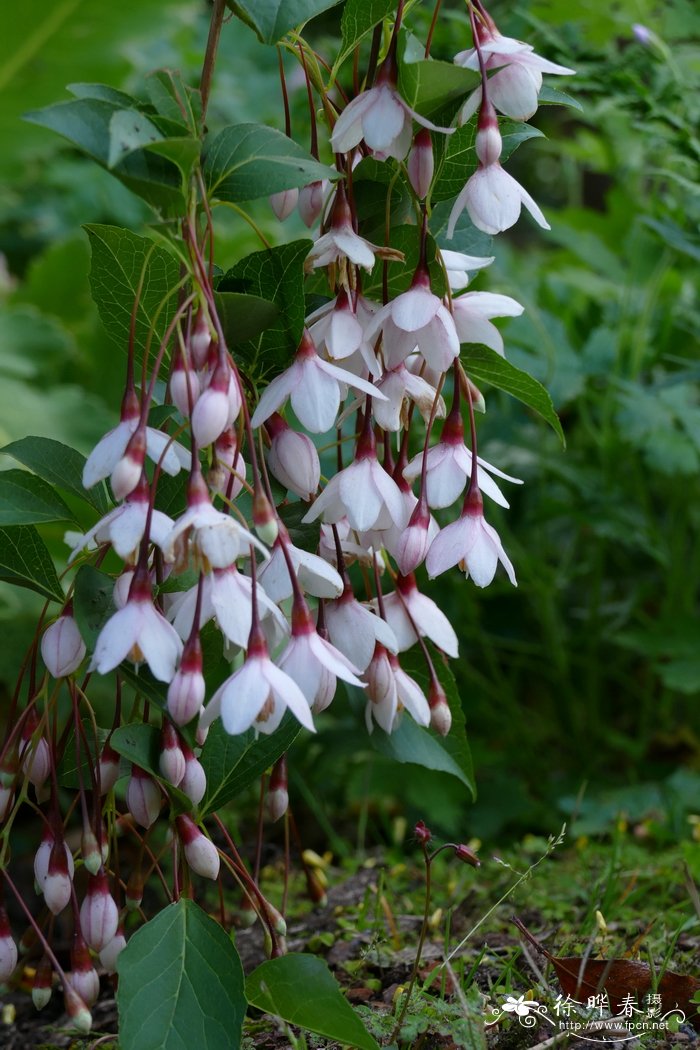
[364,645,430,733]
[69,935,100,1007]
[365,266,460,373]
[380,573,459,657]
[83,387,188,489]
[372,364,445,433]
[208,429,246,499]
[277,596,363,711]
[448,100,549,237]
[258,531,343,603]
[452,291,523,355]
[163,467,266,573]
[167,632,206,726]
[192,357,242,449]
[200,625,315,737]
[308,291,381,376]
[426,488,517,587]
[306,182,379,271]
[68,474,173,564]
[168,565,286,649]
[251,329,382,434]
[439,249,495,291]
[266,414,320,501]
[91,566,183,682]
[325,582,398,672]
[455,26,574,121]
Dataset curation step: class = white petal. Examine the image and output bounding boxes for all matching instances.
[82,423,131,488]
[265,662,315,732]
[292,359,340,432]
[91,605,140,673]
[331,91,377,152]
[138,607,182,682]
[221,662,269,735]
[362,87,406,152]
[392,288,441,333]
[250,366,299,429]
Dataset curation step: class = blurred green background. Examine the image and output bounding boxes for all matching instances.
[1,0,698,848]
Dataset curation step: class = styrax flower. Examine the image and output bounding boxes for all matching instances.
[41,608,86,678]
[325,583,398,672]
[168,564,287,649]
[452,291,524,356]
[258,533,343,603]
[266,414,320,501]
[381,573,459,657]
[277,597,363,711]
[426,489,517,587]
[67,474,173,564]
[439,249,495,291]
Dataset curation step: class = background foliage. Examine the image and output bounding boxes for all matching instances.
[0,0,698,851]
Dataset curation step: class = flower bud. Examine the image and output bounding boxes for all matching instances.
[267,755,288,822]
[407,129,434,199]
[0,906,18,981]
[267,415,320,501]
[125,869,143,912]
[395,497,431,575]
[159,723,186,786]
[475,102,502,167]
[99,928,127,973]
[170,353,200,417]
[97,740,121,795]
[414,820,432,845]
[298,180,326,227]
[167,641,205,726]
[32,955,53,1010]
[21,736,50,791]
[69,934,100,1007]
[79,872,119,953]
[111,428,146,501]
[190,309,212,370]
[454,843,480,868]
[239,892,258,929]
[43,838,74,915]
[180,747,207,806]
[176,815,220,880]
[64,984,92,1034]
[40,611,86,678]
[81,825,103,877]
[126,767,162,828]
[270,187,299,221]
[429,680,452,737]
[192,360,234,448]
[209,429,246,498]
[253,488,278,545]
[263,900,287,937]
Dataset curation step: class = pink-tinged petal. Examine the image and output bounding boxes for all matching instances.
[307,232,338,268]
[278,638,323,703]
[300,474,344,524]
[250,365,299,428]
[108,505,147,560]
[340,461,380,532]
[148,510,175,551]
[457,86,482,124]
[331,91,377,152]
[292,358,340,432]
[517,181,550,231]
[481,520,517,585]
[309,633,363,685]
[410,592,459,657]
[317,358,386,401]
[362,86,407,152]
[372,612,398,654]
[418,310,460,372]
[466,165,523,235]
[138,607,182,682]
[332,230,376,270]
[426,516,476,577]
[399,98,456,137]
[82,424,131,488]
[488,63,542,120]
[326,310,362,359]
[392,288,441,332]
[395,670,430,725]
[221,663,269,735]
[91,605,141,674]
[326,603,374,671]
[454,311,504,354]
[371,464,407,528]
[380,120,412,162]
[265,662,315,732]
[466,531,500,587]
[426,453,467,508]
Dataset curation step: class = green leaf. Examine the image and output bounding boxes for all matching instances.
[219,239,311,378]
[0,525,64,602]
[146,70,202,136]
[213,291,280,347]
[0,469,76,526]
[110,722,192,811]
[227,0,343,44]
[432,119,544,203]
[73,565,114,648]
[117,899,246,1050]
[538,84,582,111]
[200,713,300,816]
[363,225,446,300]
[107,108,163,167]
[68,82,142,107]
[58,720,109,791]
[2,436,110,514]
[339,0,395,65]
[246,954,380,1050]
[84,224,180,364]
[204,123,334,203]
[118,664,168,711]
[461,344,565,445]
[399,34,479,118]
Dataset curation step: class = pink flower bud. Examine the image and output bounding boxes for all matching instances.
[262,900,287,937]
[167,641,205,726]
[192,360,235,448]
[270,187,299,221]
[475,103,502,166]
[64,983,92,1034]
[180,747,207,806]
[40,612,85,678]
[97,740,121,795]
[43,838,74,915]
[125,869,143,912]
[126,767,162,828]
[454,843,480,868]
[429,680,452,737]
[407,129,434,199]
[21,736,50,790]
[176,815,220,880]
[414,820,432,845]
[79,872,119,952]
[298,180,326,227]
[170,354,201,417]
[267,755,288,822]
[81,825,103,877]
[69,934,100,1006]
[190,309,212,369]
[0,906,18,980]
[395,497,431,575]
[159,723,186,786]
[209,429,246,498]
[253,488,278,545]
[111,429,146,501]
[267,415,320,501]
[32,955,53,1010]
[99,928,127,973]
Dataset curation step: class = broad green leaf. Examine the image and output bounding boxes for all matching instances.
[227,0,343,44]
[339,0,395,65]
[2,436,110,514]
[200,714,300,815]
[538,84,582,111]
[73,565,114,648]
[461,344,565,445]
[110,722,192,811]
[68,82,142,107]
[118,664,168,711]
[246,954,380,1050]
[58,719,109,791]
[399,34,479,118]
[213,291,280,347]
[146,70,202,136]
[0,469,76,526]
[204,123,334,203]
[84,224,180,364]
[432,119,544,203]
[220,239,311,378]
[117,899,246,1050]
[107,108,164,168]
[0,525,64,602]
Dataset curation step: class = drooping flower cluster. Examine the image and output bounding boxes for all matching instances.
[0,0,573,1031]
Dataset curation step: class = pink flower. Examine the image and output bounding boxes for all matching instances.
[380,573,459,657]
[79,872,119,953]
[364,269,460,373]
[126,767,162,828]
[426,490,517,587]
[372,364,445,433]
[307,290,381,375]
[407,129,434,198]
[251,330,381,434]
[452,291,523,355]
[364,645,430,733]
[306,183,378,271]
[325,583,398,672]
[168,565,287,649]
[192,358,241,449]
[277,602,363,711]
[67,475,173,563]
[258,535,343,603]
[176,815,220,880]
